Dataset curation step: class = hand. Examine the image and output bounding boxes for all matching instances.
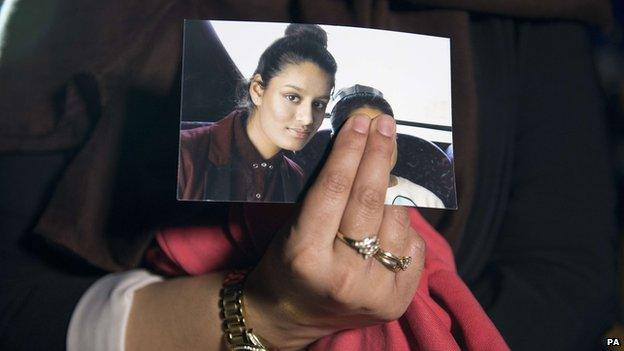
[244,113,425,350]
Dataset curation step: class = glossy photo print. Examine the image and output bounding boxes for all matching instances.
[177,20,457,209]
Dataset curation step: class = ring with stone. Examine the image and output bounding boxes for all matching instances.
[335,231,380,259]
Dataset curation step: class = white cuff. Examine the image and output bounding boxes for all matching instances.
[67,269,163,351]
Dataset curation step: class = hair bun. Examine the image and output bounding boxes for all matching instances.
[285,24,328,48]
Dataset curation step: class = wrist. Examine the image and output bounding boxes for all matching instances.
[243,270,330,351]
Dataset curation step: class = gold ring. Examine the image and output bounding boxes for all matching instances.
[336,231,380,259]
[374,249,411,272]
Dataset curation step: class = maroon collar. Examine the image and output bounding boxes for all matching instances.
[207,109,284,167]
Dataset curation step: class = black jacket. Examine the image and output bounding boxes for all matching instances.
[0,2,618,350]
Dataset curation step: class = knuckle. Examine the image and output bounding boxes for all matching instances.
[338,133,366,152]
[287,249,315,280]
[355,185,385,214]
[320,171,350,199]
[389,206,410,231]
[368,139,393,158]
[410,231,426,255]
[286,241,320,280]
[327,270,358,307]
[405,230,426,272]
[390,301,410,320]
[374,300,406,322]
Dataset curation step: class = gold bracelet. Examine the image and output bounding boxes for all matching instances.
[219,271,269,351]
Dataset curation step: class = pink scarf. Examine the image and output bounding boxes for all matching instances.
[149,205,509,350]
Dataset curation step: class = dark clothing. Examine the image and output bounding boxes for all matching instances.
[178,110,304,202]
[0,1,618,351]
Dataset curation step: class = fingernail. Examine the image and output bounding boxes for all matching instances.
[352,115,371,134]
[376,115,395,137]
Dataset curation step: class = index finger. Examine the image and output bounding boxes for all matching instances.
[292,114,371,246]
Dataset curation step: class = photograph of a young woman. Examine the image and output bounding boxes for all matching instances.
[330,85,445,208]
[178,24,336,202]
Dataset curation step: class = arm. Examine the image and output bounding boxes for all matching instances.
[125,273,227,351]
[126,114,426,351]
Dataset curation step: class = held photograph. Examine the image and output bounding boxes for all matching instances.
[178,20,456,209]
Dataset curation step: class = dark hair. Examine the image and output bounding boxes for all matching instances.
[237,24,337,112]
[330,88,394,134]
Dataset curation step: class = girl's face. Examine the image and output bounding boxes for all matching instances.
[250,61,332,153]
[348,106,398,169]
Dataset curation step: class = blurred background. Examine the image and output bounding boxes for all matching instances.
[595,1,624,348]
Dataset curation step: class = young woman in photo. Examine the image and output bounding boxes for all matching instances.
[178,24,337,202]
